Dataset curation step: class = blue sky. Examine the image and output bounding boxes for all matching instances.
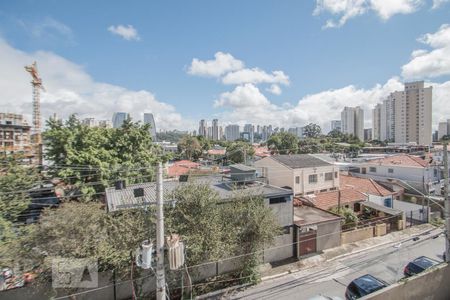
[0,0,450,131]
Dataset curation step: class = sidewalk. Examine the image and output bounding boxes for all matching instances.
[259,223,438,280]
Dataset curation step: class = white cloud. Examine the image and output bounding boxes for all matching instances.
[0,38,192,130]
[221,68,290,86]
[314,0,424,28]
[187,52,244,77]
[214,84,272,108]
[267,84,282,95]
[432,0,450,9]
[17,17,74,44]
[370,0,423,20]
[402,24,450,79]
[108,24,140,41]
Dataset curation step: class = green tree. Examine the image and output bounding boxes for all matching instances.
[0,156,39,244]
[329,206,358,228]
[43,115,159,199]
[327,129,343,139]
[178,135,202,161]
[267,132,299,154]
[303,123,322,138]
[226,141,255,164]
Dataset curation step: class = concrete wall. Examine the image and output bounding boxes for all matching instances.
[374,223,387,236]
[316,220,341,251]
[363,263,450,300]
[255,157,293,191]
[264,196,293,227]
[263,232,293,263]
[341,226,374,244]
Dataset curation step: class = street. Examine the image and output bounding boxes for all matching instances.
[231,230,445,300]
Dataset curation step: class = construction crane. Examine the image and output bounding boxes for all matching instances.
[25,61,45,164]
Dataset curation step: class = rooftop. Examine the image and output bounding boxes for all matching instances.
[362,201,403,216]
[229,164,256,172]
[300,188,366,210]
[106,175,292,212]
[293,205,341,226]
[366,154,430,168]
[270,154,331,169]
[340,174,394,197]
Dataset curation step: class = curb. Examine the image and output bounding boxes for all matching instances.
[260,226,440,282]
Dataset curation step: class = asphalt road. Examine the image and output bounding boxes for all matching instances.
[231,231,445,300]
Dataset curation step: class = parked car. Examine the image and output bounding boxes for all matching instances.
[345,274,387,300]
[403,256,439,277]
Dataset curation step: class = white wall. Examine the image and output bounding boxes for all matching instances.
[255,157,293,191]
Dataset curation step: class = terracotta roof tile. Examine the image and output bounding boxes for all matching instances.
[301,189,366,211]
[340,174,394,197]
[368,154,429,168]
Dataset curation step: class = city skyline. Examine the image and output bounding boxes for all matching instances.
[1,2,450,132]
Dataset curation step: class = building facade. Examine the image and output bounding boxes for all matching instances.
[212,119,219,140]
[0,113,32,158]
[341,106,364,141]
[225,124,240,141]
[372,104,381,140]
[198,119,207,137]
[112,112,129,128]
[330,120,342,132]
[143,113,157,141]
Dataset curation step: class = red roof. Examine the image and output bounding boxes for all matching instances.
[301,189,366,211]
[367,154,429,168]
[340,174,394,197]
[254,146,271,157]
[167,160,200,177]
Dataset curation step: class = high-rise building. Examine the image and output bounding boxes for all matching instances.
[288,127,305,139]
[81,117,96,127]
[372,104,381,140]
[341,106,364,141]
[98,120,112,128]
[212,119,219,140]
[330,120,342,132]
[225,124,240,141]
[380,97,395,142]
[372,81,432,145]
[198,119,207,137]
[207,126,212,139]
[112,112,129,128]
[143,113,157,141]
[0,113,33,159]
[364,128,372,141]
[243,124,254,143]
[438,121,448,140]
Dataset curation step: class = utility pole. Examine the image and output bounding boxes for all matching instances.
[156,162,166,300]
[443,142,450,262]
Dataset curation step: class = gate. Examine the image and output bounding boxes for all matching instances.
[298,230,317,256]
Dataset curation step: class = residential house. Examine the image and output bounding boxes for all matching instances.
[105,166,294,263]
[299,188,367,212]
[255,154,340,195]
[293,205,342,257]
[347,154,441,195]
[167,160,201,178]
[340,174,396,208]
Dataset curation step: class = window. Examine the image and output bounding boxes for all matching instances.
[320,189,327,193]
[306,191,314,195]
[325,172,333,181]
[282,226,291,234]
[309,174,318,184]
[269,197,287,204]
[335,171,338,178]
[388,168,394,174]
[295,176,300,184]
[369,167,377,173]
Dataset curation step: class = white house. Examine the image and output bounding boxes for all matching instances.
[347,154,441,195]
[255,154,340,196]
